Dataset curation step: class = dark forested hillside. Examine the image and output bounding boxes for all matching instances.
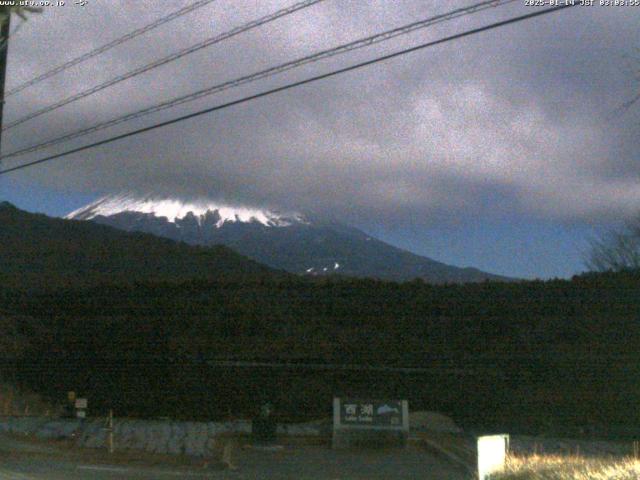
[2,270,640,432]
[0,202,277,290]
[6,272,639,359]
[2,203,640,433]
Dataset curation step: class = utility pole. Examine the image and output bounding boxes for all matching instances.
[0,7,10,160]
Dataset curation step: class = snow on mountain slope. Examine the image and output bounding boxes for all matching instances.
[66,193,307,228]
[66,194,513,283]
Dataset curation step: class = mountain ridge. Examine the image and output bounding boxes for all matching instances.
[67,195,514,284]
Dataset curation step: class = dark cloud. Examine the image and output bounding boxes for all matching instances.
[3,0,640,228]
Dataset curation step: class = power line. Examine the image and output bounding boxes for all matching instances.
[0,0,517,161]
[1,0,327,131]
[1,357,482,373]
[0,4,576,177]
[204,360,482,374]
[2,0,218,100]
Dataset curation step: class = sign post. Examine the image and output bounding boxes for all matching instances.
[332,397,409,448]
[107,409,114,454]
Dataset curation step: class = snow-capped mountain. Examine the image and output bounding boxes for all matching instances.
[67,194,511,283]
[67,193,306,228]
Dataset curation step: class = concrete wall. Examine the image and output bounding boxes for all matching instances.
[0,416,324,457]
[0,410,462,457]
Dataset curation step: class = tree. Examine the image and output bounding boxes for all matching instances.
[612,47,640,116]
[585,216,640,272]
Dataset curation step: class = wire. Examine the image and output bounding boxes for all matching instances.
[0,0,517,160]
[0,4,576,177]
[2,0,218,100]
[204,360,480,373]
[1,0,327,131]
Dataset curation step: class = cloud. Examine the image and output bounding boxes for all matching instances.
[3,0,640,227]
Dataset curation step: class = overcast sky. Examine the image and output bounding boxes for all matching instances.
[1,0,639,279]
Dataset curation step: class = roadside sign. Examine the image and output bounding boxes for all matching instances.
[338,399,405,428]
[333,397,409,448]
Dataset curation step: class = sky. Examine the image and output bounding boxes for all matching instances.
[1,0,639,279]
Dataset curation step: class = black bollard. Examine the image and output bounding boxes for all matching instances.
[252,401,276,444]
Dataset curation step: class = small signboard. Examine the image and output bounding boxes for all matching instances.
[74,398,88,419]
[333,398,409,448]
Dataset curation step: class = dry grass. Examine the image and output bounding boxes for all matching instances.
[0,383,60,416]
[492,454,640,480]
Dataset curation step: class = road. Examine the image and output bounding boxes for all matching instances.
[0,433,471,479]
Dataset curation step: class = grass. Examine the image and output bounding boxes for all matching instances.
[492,454,640,480]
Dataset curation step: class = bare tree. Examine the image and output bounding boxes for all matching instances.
[610,47,640,118]
[586,216,640,272]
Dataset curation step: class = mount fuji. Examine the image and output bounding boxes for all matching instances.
[67,194,510,283]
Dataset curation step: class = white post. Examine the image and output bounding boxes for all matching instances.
[401,400,409,431]
[477,434,509,480]
[332,398,341,448]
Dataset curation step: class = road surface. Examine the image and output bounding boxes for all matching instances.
[0,433,471,479]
